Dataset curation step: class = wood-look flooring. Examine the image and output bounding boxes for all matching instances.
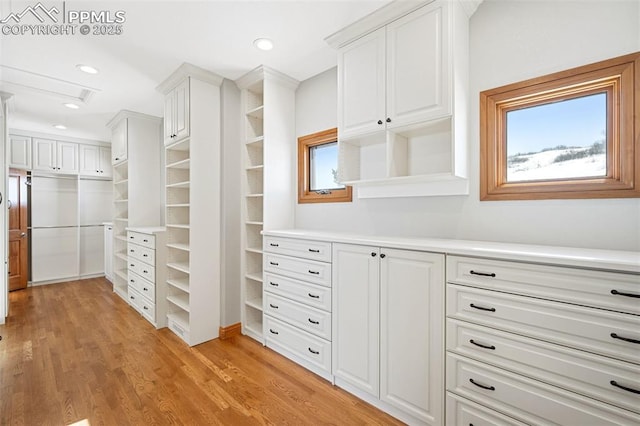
[0,278,404,425]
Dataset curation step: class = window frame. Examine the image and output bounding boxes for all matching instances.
[298,128,352,204]
[480,52,640,201]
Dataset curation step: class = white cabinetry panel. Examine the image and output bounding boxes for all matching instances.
[80,225,104,276]
[9,135,32,169]
[32,227,79,282]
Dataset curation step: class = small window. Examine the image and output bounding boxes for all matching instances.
[480,52,639,200]
[298,128,352,203]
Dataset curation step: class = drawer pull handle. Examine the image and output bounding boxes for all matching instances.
[308,318,319,325]
[130,264,135,267]
[308,270,320,275]
[469,378,495,391]
[143,270,148,274]
[143,239,149,243]
[130,236,134,239]
[470,303,496,312]
[130,279,134,283]
[270,243,279,247]
[143,306,148,310]
[308,293,320,299]
[610,380,640,394]
[143,254,148,257]
[269,304,279,309]
[469,339,496,350]
[270,261,279,266]
[308,347,319,355]
[611,333,640,344]
[143,287,148,291]
[611,289,640,299]
[470,270,496,278]
[308,248,320,253]
[269,329,279,335]
[130,296,135,300]
[269,281,279,287]
[130,249,135,253]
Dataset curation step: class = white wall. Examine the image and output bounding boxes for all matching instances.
[295,0,640,251]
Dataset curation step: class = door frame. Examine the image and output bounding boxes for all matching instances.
[8,168,28,291]
[1,93,13,323]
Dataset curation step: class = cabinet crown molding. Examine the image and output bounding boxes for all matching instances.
[235,65,299,91]
[106,109,162,129]
[156,62,223,94]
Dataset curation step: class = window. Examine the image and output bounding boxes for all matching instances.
[298,128,352,203]
[480,52,639,200]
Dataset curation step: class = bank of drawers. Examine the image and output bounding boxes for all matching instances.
[445,255,640,425]
[263,237,332,380]
[126,229,166,328]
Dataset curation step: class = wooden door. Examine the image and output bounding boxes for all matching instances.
[8,169,28,291]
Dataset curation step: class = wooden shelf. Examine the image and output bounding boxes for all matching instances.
[245,221,264,226]
[167,278,189,293]
[246,248,263,255]
[246,193,263,198]
[245,298,263,311]
[246,136,264,146]
[246,105,264,119]
[245,272,263,283]
[167,243,190,252]
[166,158,190,169]
[246,165,264,171]
[168,262,190,274]
[167,294,190,312]
[114,179,129,186]
[166,224,190,229]
[166,181,190,189]
[167,203,190,208]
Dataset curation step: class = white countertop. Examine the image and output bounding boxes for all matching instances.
[262,229,640,274]
[126,226,166,234]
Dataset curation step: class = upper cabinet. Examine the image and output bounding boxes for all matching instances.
[328,0,482,198]
[111,117,128,164]
[79,144,112,178]
[163,78,190,145]
[9,135,32,170]
[32,138,78,174]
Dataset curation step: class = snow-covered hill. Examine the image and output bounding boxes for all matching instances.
[507,145,606,182]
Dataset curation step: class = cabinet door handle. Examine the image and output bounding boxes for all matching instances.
[610,380,640,394]
[386,117,391,123]
[469,378,495,391]
[269,329,279,335]
[380,253,386,259]
[270,243,279,247]
[269,281,279,287]
[269,261,279,266]
[308,347,319,355]
[611,289,640,298]
[470,303,496,312]
[469,339,496,350]
[269,303,279,309]
[470,270,496,278]
[308,248,320,253]
[611,333,640,344]
[143,239,149,243]
[308,270,320,275]
[308,318,319,325]
[377,120,383,125]
[371,252,377,257]
[308,293,320,299]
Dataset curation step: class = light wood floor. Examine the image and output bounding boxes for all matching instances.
[0,278,404,425]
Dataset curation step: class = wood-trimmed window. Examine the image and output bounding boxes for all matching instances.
[298,128,352,203]
[480,52,640,201]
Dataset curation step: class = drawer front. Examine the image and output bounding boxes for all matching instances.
[264,254,331,287]
[128,271,155,303]
[127,231,155,249]
[447,255,640,315]
[264,293,331,340]
[447,319,640,413]
[446,393,528,426]
[264,272,331,312]
[447,284,640,364]
[264,236,331,262]
[127,243,155,266]
[264,316,331,374]
[447,353,640,425]
[127,287,144,312]
[128,259,155,283]
[138,297,155,323]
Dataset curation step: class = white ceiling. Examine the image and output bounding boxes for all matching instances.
[0,0,392,141]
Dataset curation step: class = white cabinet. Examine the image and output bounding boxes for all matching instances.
[79,145,112,177]
[32,138,78,174]
[329,0,480,197]
[111,118,128,164]
[104,223,113,282]
[332,243,445,425]
[163,78,190,145]
[9,135,32,169]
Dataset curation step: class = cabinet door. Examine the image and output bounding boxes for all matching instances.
[380,249,444,425]
[174,79,190,142]
[57,142,79,174]
[111,118,128,164]
[338,28,386,139]
[104,225,113,282]
[9,135,32,169]
[99,147,112,177]
[386,2,451,126]
[79,145,100,176]
[32,138,57,172]
[163,90,175,145]
[332,243,380,397]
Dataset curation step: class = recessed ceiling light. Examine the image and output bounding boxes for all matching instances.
[76,64,99,74]
[53,124,67,130]
[63,103,80,109]
[253,38,273,51]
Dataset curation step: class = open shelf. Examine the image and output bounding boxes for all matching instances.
[167,278,189,293]
[167,293,190,312]
[166,181,190,189]
[246,105,264,119]
[168,262,190,274]
[167,311,189,330]
[166,158,190,169]
[167,242,190,252]
[245,298,263,311]
[245,272,263,283]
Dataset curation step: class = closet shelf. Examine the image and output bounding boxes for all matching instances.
[114,179,129,186]
[167,243,190,252]
[167,311,189,330]
[246,136,264,146]
[166,224,190,229]
[166,181,190,189]
[167,278,189,293]
[168,262,190,274]
[245,298,263,311]
[166,158,190,169]
[167,294,190,312]
[246,193,263,198]
[246,221,264,226]
[167,203,190,208]
[245,272,263,283]
[246,165,264,171]
[246,248,263,255]
[246,105,264,119]
[114,270,128,282]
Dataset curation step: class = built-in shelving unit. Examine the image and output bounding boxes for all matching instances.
[112,161,130,299]
[235,66,299,344]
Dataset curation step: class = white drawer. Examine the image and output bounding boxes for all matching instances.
[127,287,144,312]
[127,243,155,266]
[264,253,331,287]
[128,271,155,303]
[264,293,331,340]
[127,231,155,249]
[264,236,331,263]
[446,393,527,426]
[447,353,640,425]
[139,296,155,323]
[447,284,640,364]
[128,258,155,283]
[264,316,331,375]
[447,255,640,315]
[447,319,640,413]
[264,272,331,312]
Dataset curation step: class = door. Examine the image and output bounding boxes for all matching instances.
[79,144,100,176]
[99,147,112,177]
[9,135,32,170]
[57,142,79,174]
[163,90,175,144]
[32,138,56,172]
[8,169,28,291]
[380,248,444,424]
[174,79,190,142]
[112,118,128,163]
[332,243,380,397]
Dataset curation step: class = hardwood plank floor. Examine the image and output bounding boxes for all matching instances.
[0,278,404,425]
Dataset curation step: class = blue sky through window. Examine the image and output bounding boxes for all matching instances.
[310,142,344,191]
